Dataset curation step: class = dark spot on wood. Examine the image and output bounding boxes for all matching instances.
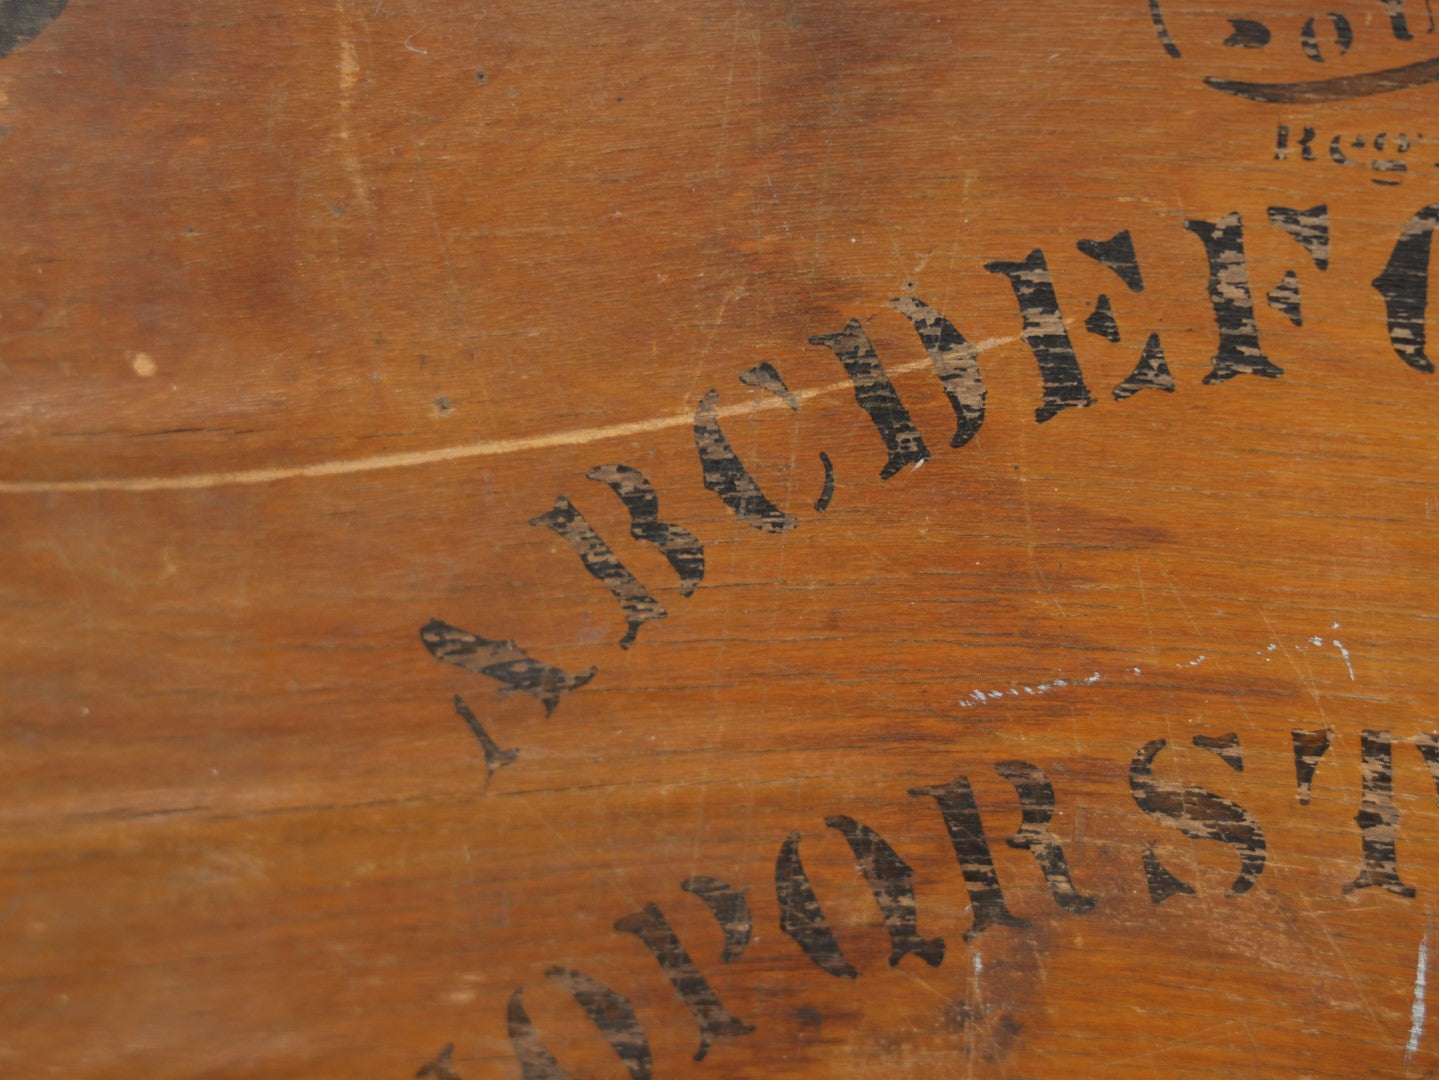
[794,1005,823,1032]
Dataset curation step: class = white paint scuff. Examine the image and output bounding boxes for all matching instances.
[1407,930,1428,1064]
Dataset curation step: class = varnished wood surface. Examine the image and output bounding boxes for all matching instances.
[4,1,1439,1075]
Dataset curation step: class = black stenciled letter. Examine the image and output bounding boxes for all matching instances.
[823,814,946,968]
[508,968,653,1080]
[909,777,1028,939]
[889,296,986,449]
[984,249,1094,422]
[1128,736,1266,901]
[451,693,518,782]
[1382,0,1414,40]
[1373,203,1439,373]
[681,876,752,963]
[420,619,596,716]
[1346,730,1417,897]
[1184,212,1284,383]
[1292,727,1334,804]
[587,464,705,596]
[775,831,858,978]
[993,760,1096,914]
[614,902,754,1062]
[693,389,798,533]
[808,318,930,477]
[530,495,667,649]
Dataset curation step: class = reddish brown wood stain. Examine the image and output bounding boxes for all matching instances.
[4,1,1439,1076]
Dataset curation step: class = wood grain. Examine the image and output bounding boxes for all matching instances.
[3,1,1439,1076]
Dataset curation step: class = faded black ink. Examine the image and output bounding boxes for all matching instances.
[1268,204,1330,269]
[530,495,667,649]
[775,831,858,978]
[507,990,569,1080]
[1141,847,1196,903]
[420,620,596,717]
[1113,333,1175,400]
[694,389,799,532]
[614,903,754,1062]
[909,777,1028,940]
[416,1043,461,1080]
[1077,230,1145,292]
[1205,55,1439,103]
[1301,12,1353,62]
[1184,212,1284,383]
[1192,731,1244,773]
[1224,18,1270,47]
[739,361,801,409]
[809,318,930,477]
[985,249,1095,422]
[824,814,946,968]
[586,464,705,596]
[1148,0,1181,57]
[681,875,753,963]
[889,295,987,449]
[1085,295,1121,342]
[1129,738,1266,899]
[993,760,1096,914]
[0,0,65,59]
[1384,0,1415,40]
[1267,270,1303,327]
[1373,202,1439,372]
[1346,730,1417,896]
[1414,733,1439,801]
[813,451,836,513]
[452,693,518,781]
[1292,727,1333,805]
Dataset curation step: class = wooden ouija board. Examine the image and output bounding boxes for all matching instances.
[8,0,1439,1075]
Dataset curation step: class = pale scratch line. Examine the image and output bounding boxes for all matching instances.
[0,329,1031,495]
[1408,927,1429,1064]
